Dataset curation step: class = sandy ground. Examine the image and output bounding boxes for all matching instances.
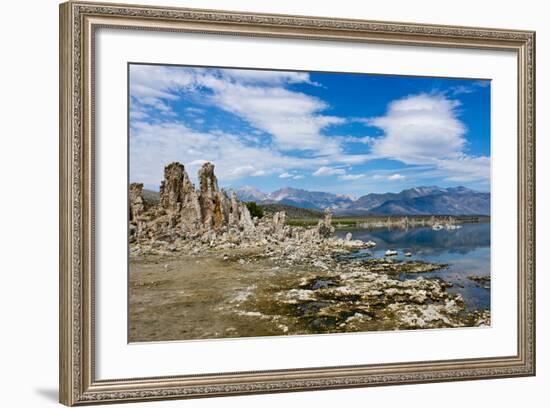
[129,249,297,341]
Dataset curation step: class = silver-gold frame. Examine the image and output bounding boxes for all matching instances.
[59,1,536,405]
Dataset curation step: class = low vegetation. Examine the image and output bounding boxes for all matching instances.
[261,203,323,219]
[245,201,264,219]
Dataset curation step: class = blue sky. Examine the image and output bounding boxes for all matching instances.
[129,64,490,196]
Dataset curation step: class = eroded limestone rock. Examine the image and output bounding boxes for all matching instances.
[129,183,145,221]
[130,162,264,243]
[198,163,226,231]
[239,203,255,233]
[316,208,335,238]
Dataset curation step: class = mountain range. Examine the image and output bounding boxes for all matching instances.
[231,185,490,216]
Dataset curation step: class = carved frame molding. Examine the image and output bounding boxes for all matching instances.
[59,1,535,405]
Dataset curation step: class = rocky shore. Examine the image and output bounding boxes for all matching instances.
[129,162,490,341]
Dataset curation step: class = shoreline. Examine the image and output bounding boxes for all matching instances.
[288,215,490,229]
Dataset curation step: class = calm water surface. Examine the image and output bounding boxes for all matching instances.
[335,222,491,311]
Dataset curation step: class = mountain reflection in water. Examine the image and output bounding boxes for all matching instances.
[335,222,491,311]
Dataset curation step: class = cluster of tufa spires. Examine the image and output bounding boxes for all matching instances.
[130,162,255,241]
[129,161,336,244]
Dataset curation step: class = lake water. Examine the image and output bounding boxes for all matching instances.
[335,222,491,311]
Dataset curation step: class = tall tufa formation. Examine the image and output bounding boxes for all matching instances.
[179,165,202,232]
[129,183,145,221]
[129,183,147,242]
[159,163,185,211]
[228,192,240,227]
[198,162,227,232]
[157,162,202,231]
[228,191,255,233]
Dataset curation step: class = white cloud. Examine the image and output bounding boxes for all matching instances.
[339,174,365,181]
[130,65,344,154]
[130,65,196,97]
[228,165,256,178]
[220,69,312,85]
[337,135,375,145]
[129,67,490,190]
[312,166,346,177]
[130,105,149,121]
[365,93,489,184]
[130,121,324,186]
[435,156,490,182]
[388,173,405,181]
[129,120,368,188]
[447,80,490,96]
[189,159,208,166]
[129,65,198,117]
[449,85,474,96]
[369,93,466,163]
[185,107,205,114]
[200,75,344,152]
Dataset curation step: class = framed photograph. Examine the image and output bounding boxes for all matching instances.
[59,1,536,405]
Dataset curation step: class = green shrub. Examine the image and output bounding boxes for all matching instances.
[245,201,264,218]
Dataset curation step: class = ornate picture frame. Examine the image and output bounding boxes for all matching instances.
[59,1,535,405]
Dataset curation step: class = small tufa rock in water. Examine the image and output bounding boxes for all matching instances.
[345,232,352,242]
[467,275,491,286]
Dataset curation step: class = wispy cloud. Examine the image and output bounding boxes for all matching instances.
[129,65,197,117]
[447,79,491,96]
[185,107,205,114]
[313,166,346,177]
[339,174,365,181]
[130,65,343,154]
[199,76,343,153]
[388,173,405,181]
[434,156,490,182]
[278,172,305,180]
[335,135,375,145]
[220,69,315,85]
[130,121,324,186]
